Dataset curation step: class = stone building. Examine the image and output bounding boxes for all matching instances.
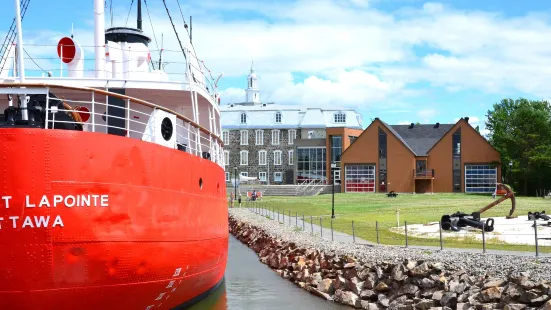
[221,64,364,185]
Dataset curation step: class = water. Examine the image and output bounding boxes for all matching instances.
[189,236,349,310]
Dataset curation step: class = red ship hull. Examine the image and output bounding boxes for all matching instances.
[0,128,228,309]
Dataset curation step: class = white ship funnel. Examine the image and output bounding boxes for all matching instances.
[57,37,84,78]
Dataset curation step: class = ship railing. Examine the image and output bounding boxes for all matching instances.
[0,83,225,168]
[1,44,219,99]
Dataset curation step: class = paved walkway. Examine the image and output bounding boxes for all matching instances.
[246,207,550,258]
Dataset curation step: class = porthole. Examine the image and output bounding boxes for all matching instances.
[199,178,203,189]
[160,117,173,141]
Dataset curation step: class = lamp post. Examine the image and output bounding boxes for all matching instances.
[234,167,238,198]
[508,160,513,185]
[331,162,336,219]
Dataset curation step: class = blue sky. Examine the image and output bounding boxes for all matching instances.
[2,0,551,133]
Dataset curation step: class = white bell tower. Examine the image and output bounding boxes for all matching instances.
[245,61,260,104]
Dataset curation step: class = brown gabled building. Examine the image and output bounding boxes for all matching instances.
[340,117,501,193]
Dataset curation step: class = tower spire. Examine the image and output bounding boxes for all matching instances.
[245,63,259,104]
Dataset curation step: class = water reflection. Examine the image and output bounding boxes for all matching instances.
[189,236,348,310]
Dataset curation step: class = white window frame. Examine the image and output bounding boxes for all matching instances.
[288,150,294,165]
[334,112,346,123]
[274,150,282,166]
[240,150,249,166]
[275,112,282,123]
[240,113,247,124]
[240,130,248,145]
[255,130,264,145]
[258,150,267,165]
[222,131,229,145]
[274,172,283,182]
[225,172,230,182]
[344,164,376,193]
[240,172,248,177]
[288,129,296,145]
[259,172,267,182]
[224,150,229,166]
[272,129,280,145]
[465,164,498,193]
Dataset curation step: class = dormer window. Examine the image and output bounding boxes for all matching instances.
[275,112,282,123]
[334,112,346,123]
[240,113,247,124]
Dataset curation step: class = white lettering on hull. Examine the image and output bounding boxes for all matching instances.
[0,194,109,230]
[24,195,109,208]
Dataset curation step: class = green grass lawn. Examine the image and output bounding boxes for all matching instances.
[241,193,551,254]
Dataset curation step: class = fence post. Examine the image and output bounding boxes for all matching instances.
[289,210,291,226]
[439,221,443,250]
[283,209,285,224]
[534,219,539,258]
[320,217,323,238]
[331,218,334,241]
[278,209,280,222]
[302,213,305,231]
[482,224,486,254]
[296,212,298,227]
[352,220,356,243]
[311,216,313,235]
[405,221,408,248]
[376,221,380,245]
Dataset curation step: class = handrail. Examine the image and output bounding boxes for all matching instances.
[0,82,223,146]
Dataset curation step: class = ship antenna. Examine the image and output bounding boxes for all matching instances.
[190,16,192,43]
[137,0,142,30]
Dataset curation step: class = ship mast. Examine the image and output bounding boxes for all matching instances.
[94,0,105,78]
[14,0,25,83]
[137,0,142,30]
[14,0,28,120]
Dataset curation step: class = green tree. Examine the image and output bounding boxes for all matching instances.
[485,98,551,195]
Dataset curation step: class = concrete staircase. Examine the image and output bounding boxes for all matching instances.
[226,184,340,196]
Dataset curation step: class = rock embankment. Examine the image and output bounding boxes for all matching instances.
[229,209,551,310]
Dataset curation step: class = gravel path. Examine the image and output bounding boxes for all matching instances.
[230,208,551,282]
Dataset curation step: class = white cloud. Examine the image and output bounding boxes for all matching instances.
[417,108,439,122]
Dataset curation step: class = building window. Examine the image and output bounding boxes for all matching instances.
[249,78,252,88]
[274,172,283,183]
[224,151,229,166]
[330,135,342,163]
[225,172,230,182]
[288,150,294,165]
[452,128,461,192]
[349,135,358,145]
[288,129,296,145]
[222,131,229,145]
[255,130,263,145]
[259,172,267,182]
[272,130,280,145]
[275,112,282,123]
[240,150,248,165]
[297,147,326,183]
[240,113,247,124]
[378,128,387,192]
[334,112,346,123]
[345,164,376,193]
[465,165,497,193]
[240,172,248,177]
[258,150,267,165]
[240,130,248,145]
[274,150,282,165]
